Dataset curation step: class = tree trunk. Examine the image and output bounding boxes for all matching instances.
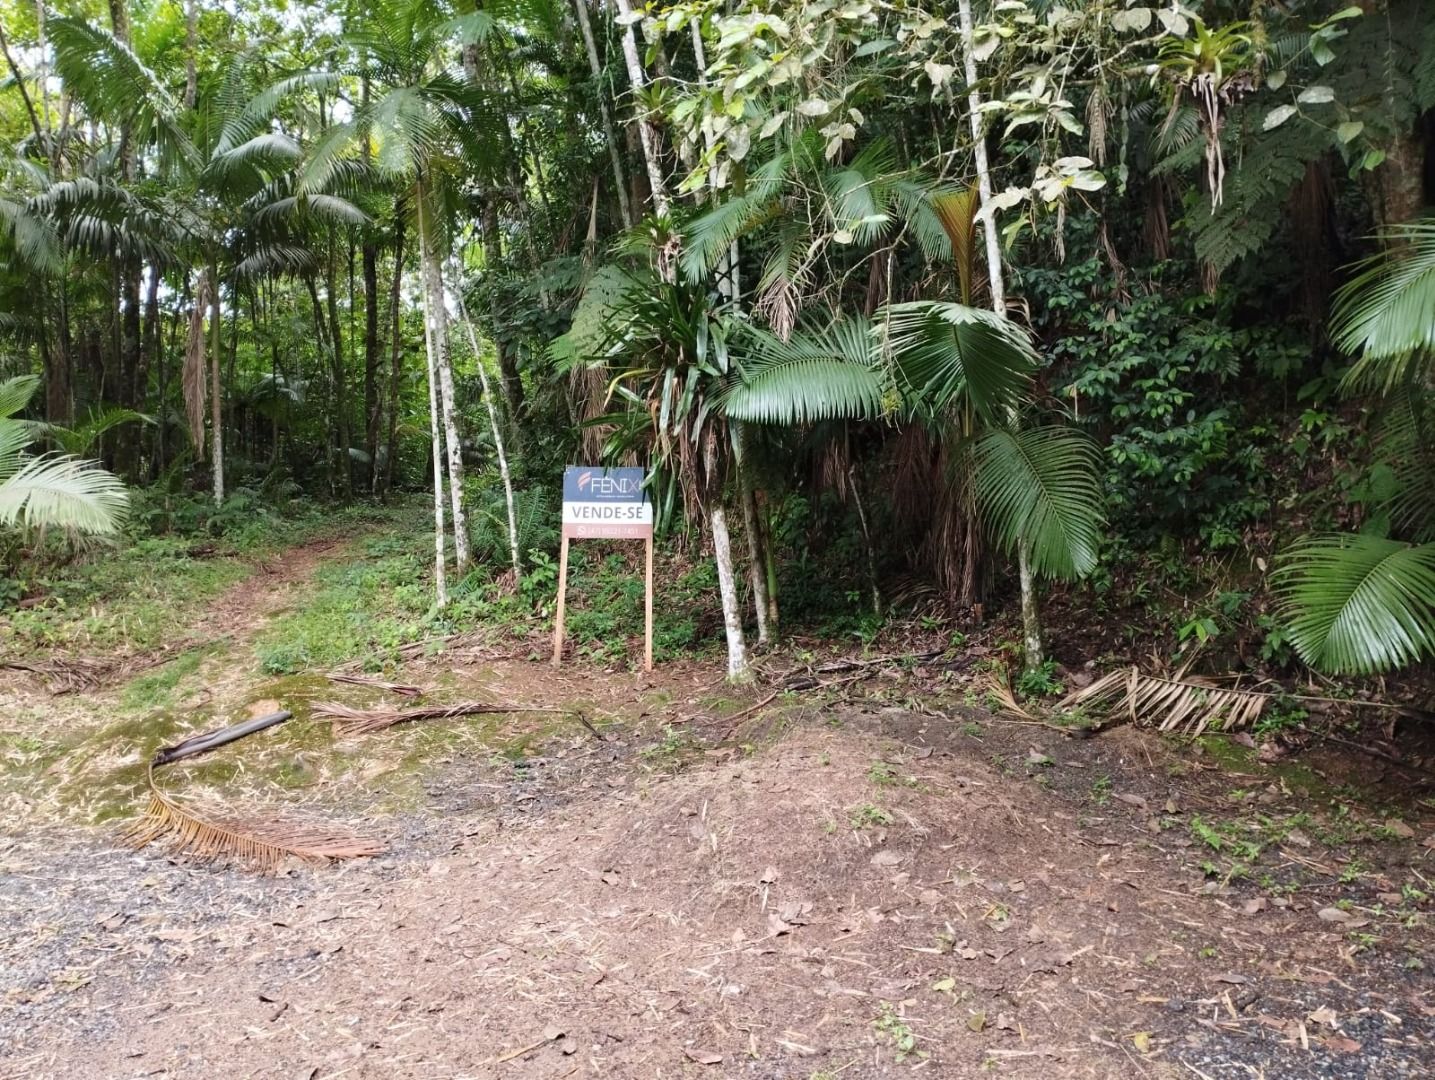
[452,281,523,580]
[573,0,634,228]
[420,255,449,608]
[739,469,771,646]
[183,0,198,109]
[416,179,471,571]
[611,0,669,216]
[324,240,352,499]
[208,260,224,506]
[709,504,750,682]
[363,238,380,493]
[382,206,406,498]
[957,0,1043,671]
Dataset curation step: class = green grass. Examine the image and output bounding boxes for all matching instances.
[254,540,436,674]
[119,646,213,711]
[1,500,420,658]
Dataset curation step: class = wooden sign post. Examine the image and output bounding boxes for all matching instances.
[551,466,654,671]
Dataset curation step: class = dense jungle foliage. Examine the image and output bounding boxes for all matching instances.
[2,0,1433,687]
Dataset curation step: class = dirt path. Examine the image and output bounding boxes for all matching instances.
[3,695,1431,1080]
[2,540,1432,1079]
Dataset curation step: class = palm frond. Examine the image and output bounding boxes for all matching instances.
[1054,668,1270,735]
[1274,533,1435,674]
[51,406,154,456]
[881,300,1036,422]
[47,19,198,175]
[932,188,981,303]
[0,452,129,534]
[315,699,570,735]
[722,319,887,424]
[1373,388,1435,540]
[0,195,62,274]
[127,764,384,870]
[972,426,1104,581]
[0,375,40,420]
[1332,221,1435,394]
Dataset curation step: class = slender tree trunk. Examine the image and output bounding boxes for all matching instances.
[363,239,380,493]
[710,504,750,682]
[739,468,771,646]
[452,281,523,580]
[208,260,224,506]
[324,240,352,499]
[420,260,448,608]
[416,179,471,571]
[183,0,198,109]
[573,0,634,228]
[848,465,882,618]
[382,207,406,498]
[957,0,1043,671]
[611,0,669,216]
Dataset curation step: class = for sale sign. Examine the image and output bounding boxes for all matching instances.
[554,466,656,671]
[561,466,653,539]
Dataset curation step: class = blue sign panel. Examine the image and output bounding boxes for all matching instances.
[562,466,647,504]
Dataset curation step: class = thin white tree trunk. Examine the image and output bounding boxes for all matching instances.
[612,0,669,217]
[709,504,750,681]
[573,0,634,229]
[451,278,523,581]
[416,183,471,571]
[957,0,1043,671]
[420,262,449,607]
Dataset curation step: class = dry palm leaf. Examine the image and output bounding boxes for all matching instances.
[325,673,425,697]
[1056,667,1269,736]
[314,700,574,736]
[127,710,384,871]
[127,763,384,870]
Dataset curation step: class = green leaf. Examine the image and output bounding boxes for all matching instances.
[1263,105,1297,131]
[882,301,1037,422]
[973,426,1105,581]
[1274,535,1435,674]
[0,452,129,534]
[1335,121,1364,144]
[1266,69,1287,90]
[1297,85,1335,105]
[1331,221,1435,392]
[722,320,886,425]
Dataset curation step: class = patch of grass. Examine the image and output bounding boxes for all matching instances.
[1015,659,1063,699]
[254,549,435,673]
[849,803,894,829]
[874,1002,924,1064]
[1090,774,1112,806]
[119,647,212,711]
[639,725,696,770]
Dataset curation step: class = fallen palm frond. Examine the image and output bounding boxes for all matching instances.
[314,699,575,736]
[127,763,385,870]
[1058,667,1269,735]
[128,709,384,871]
[325,673,425,697]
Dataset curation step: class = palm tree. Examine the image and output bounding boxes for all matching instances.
[301,0,513,574]
[722,306,1105,594]
[46,21,366,505]
[1274,220,1435,674]
[0,375,128,534]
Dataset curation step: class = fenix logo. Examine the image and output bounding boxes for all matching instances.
[577,471,642,497]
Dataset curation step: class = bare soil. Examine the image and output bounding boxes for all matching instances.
[2,549,1432,1080]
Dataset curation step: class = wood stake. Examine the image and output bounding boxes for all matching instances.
[552,532,570,668]
[644,533,654,672]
